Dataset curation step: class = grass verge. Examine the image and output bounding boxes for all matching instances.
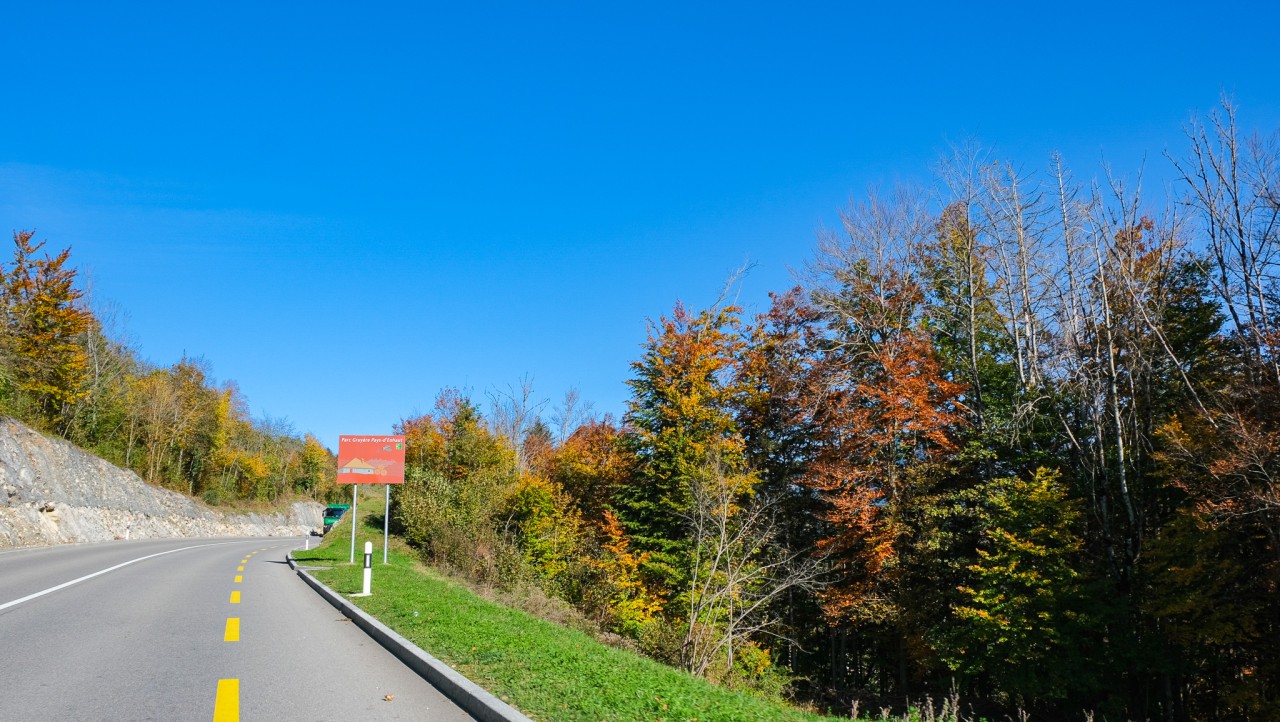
[292,502,847,722]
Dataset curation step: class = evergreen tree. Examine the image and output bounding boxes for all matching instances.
[618,300,748,591]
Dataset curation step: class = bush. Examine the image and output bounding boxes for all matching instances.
[394,462,532,588]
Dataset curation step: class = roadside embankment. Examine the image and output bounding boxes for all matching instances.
[292,507,845,722]
[0,417,322,547]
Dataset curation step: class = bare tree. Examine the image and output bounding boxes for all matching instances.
[933,143,1001,434]
[1169,98,1280,388]
[550,386,595,443]
[488,374,547,471]
[679,454,826,680]
[975,160,1055,416]
[807,186,933,348]
[64,283,138,445]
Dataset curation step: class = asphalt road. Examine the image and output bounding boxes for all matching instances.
[0,537,475,722]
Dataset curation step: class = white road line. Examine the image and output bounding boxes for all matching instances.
[0,541,246,612]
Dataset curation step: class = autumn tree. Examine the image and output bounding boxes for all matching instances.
[1157,113,1280,705]
[803,190,965,698]
[618,298,749,590]
[580,509,666,636]
[507,473,588,594]
[124,356,221,493]
[1140,505,1279,720]
[734,287,827,671]
[297,433,337,500]
[550,417,628,520]
[0,231,94,430]
[737,288,821,505]
[393,391,522,583]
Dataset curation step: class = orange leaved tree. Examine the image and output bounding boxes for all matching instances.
[802,191,965,696]
[0,230,94,431]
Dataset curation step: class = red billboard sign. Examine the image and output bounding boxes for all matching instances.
[336,435,406,484]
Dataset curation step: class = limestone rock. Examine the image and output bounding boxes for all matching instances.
[0,417,323,548]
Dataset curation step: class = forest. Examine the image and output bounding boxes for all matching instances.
[389,104,1279,721]
[0,233,336,505]
[4,101,1276,721]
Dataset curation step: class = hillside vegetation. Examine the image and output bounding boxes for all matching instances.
[296,499,859,722]
[381,105,1280,721]
[0,231,338,506]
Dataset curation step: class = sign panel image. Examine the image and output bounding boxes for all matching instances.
[336,435,406,484]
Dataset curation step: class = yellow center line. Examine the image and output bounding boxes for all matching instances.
[237,565,244,571]
[229,590,241,604]
[224,617,240,642]
[240,558,248,563]
[213,678,239,722]
[233,575,242,583]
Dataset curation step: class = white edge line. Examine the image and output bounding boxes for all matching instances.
[0,541,249,612]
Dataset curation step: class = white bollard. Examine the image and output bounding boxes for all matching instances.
[360,541,373,596]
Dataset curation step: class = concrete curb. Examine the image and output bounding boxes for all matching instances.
[288,554,533,722]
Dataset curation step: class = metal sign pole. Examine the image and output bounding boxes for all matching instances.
[349,484,358,564]
[383,484,390,564]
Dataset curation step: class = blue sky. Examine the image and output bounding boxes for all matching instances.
[3,2,1278,450]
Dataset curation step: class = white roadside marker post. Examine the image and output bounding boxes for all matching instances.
[353,541,373,597]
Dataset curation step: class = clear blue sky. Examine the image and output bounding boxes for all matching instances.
[3,2,1278,450]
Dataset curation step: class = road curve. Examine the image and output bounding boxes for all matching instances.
[0,537,474,721]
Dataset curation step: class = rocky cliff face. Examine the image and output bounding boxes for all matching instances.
[0,417,322,547]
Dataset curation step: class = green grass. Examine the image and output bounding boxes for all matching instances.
[292,501,847,722]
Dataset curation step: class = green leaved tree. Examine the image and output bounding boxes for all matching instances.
[939,467,1096,702]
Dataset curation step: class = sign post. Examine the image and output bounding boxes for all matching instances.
[349,485,358,564]
[336,434,406,565]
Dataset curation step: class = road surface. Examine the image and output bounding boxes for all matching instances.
[0,537,475,721]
